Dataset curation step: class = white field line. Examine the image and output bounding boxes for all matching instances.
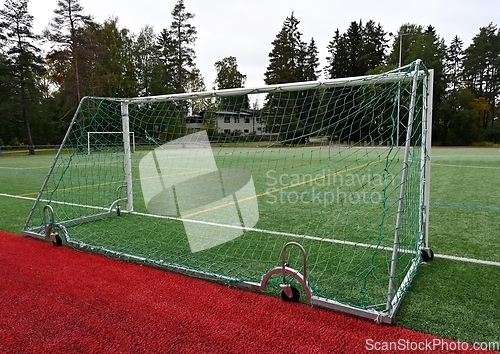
[0,166,49,170]
[0,193,108,211]
[432,253,500,267]
[3,192,500,268]
[432,163,500,170]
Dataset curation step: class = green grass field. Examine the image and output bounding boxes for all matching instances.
[1,146,499,344]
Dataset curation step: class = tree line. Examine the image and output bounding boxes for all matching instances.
[0,0,499,153]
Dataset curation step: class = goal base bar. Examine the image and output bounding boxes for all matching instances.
[21,227,397,324]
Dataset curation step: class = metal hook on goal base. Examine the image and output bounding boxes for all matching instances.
[113,183,129,216]
[42,205,62,246]
[249,242,313,303]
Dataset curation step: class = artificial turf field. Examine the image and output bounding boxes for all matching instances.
[0,146,499,346]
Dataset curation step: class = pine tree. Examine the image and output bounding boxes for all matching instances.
[264,12,304,85]
[44,0,92,104]
[297,38,320,82]
[0,53,14,146]
[325,20,386,80]
[324,20,388,142]
[463,23,500,127]
[358,20,387,73]
[387,24,422,68]
[324,29,350,79]
[410,26,446,105]
[185,67,206,114]
[213,56,248,110]
[440,88,480,145]
[0,0,45,154]
[345,21,363,76]
[134,25,161,97]
[213,56,247,90]
[86,18,137,97]
[265,26,294,84]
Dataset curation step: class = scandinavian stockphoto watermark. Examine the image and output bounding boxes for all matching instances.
[139,131,259,253]
[265,169,396,206]
[365,338,500,352]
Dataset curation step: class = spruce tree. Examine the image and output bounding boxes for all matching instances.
[157,28,177,94]
[445,36,464,92]
[264,12,320,143]
[168,0,197,93]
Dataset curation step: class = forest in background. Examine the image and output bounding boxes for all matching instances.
[0,0,499,152]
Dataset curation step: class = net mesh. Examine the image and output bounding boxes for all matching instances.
[23,60,431,318]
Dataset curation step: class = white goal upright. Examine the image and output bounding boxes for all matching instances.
[23,59,433,324]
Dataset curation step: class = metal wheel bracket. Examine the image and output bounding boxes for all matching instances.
[250,242,313,303]
[42,205,65,246]
[42,205,55,240]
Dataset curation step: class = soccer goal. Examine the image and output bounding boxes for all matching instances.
[23,59,433,324]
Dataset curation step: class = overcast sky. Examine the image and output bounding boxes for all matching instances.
[4,0,500,89]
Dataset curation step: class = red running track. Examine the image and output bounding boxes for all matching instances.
[0,231,495,354]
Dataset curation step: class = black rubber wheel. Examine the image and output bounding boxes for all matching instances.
[421,248,434,262]
[52,234,62,247]
[116,206,121,216]
[281,286,300,302]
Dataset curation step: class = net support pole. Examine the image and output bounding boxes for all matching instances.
[386,60,422,311]
[418,69,432,253]
[23,98,86,233]
[121,101,134,212]
[423,69,434,249]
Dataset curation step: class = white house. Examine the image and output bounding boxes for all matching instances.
[214,110,264,135]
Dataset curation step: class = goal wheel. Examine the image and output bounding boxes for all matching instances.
[421,248,434,262]
[281,286,300,302]
[116,205,121,216]
[52,233,62,247]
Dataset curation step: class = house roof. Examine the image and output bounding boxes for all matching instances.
[215,110,252,116]
[185,115,204,123]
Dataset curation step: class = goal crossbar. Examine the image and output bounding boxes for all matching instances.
[94,68,427,104]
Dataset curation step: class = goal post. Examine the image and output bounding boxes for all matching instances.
[22,59,433,324]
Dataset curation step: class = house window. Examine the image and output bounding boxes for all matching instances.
[224,117,230,123]
[245,118,250,123]
[256,118,261,122]
[257,127,262,131]
[224,129,231,134]
[234,117,240,123]
[244,129,249,134]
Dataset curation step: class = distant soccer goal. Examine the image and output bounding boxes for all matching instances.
[23,59,433,324]
[87,131,136,155]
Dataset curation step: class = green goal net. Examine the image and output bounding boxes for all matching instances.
[23,59,433,323]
